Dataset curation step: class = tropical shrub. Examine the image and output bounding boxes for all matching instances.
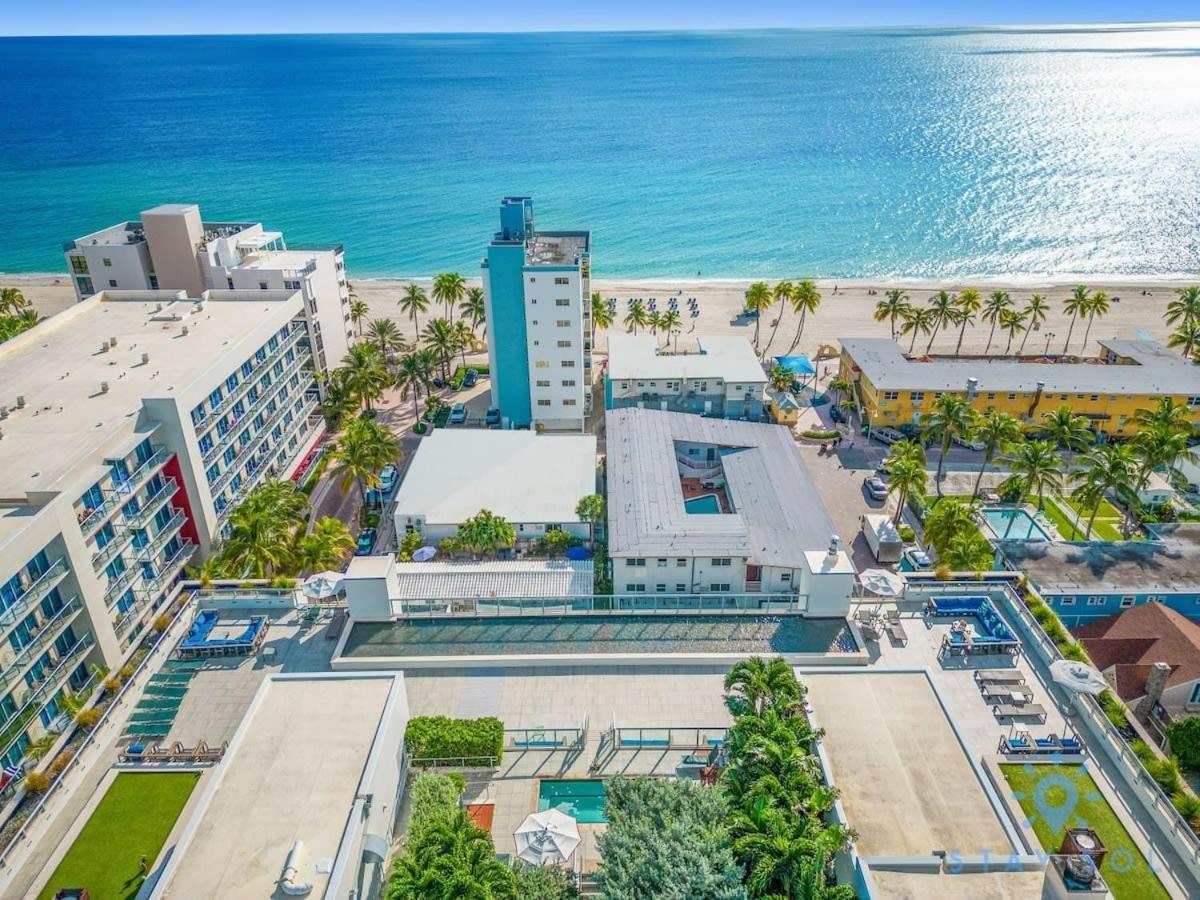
[74,707,101,730]
[404,772,466,849]
[405,716,504,764]
[389,808,516,900]
[596,776,746,900]
[801,429,839,440]
[1167,717,1200,770]
[24,771,51,795]
[536,528,573,558]
[513,862,581,899]
[897,525,916,543]
[48,750,74,777]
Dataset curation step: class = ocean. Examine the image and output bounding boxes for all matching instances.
[1,26,1198,279]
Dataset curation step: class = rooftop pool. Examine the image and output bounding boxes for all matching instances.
[341,614,857,658]
[684,494,721,514]
[539,779,607,824]
[981,507,1055,542]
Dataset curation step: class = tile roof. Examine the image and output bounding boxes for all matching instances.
[1074,602,1200,702]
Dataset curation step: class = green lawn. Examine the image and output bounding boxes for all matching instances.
[1041,497,1129,541]
[1063,496,1122,520]
[1000,764,1170,900]
[38,772,200,900]
[1040,499,1084,540]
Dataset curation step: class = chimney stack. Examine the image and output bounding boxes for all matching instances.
[1134,661,1172,722]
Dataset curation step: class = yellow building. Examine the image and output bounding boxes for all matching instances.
[769,391,802,426]
[838,338,1200,438]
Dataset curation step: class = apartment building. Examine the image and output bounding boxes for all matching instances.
[605,335,767,419]
[839,336,1200,437]
[64,203,352,381]
[482,197,591,431]
[0,290,324,775]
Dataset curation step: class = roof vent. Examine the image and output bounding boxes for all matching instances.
[827,534,840,557]
[100,381,109,394]
[181,326,189,336]
[99,341,108,353]
[0,408,7,419]
[141,353,150,365]
[154,302,163,312]
[16,396,26,409]
[109,337,118,348]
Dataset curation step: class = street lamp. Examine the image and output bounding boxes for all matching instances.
[1044,332,1056,355]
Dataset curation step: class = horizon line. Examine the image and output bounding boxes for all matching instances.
[3,20,1200,39]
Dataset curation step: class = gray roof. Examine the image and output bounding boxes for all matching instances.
[606,408,836,566]
[840,337,1200,396]
[997,525,1200,594]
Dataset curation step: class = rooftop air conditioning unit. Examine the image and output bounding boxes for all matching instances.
[141,353,150,365]
[16,396,26,409]
[100,382,109,393]
[182,326,189,336]
[109,337,118,348]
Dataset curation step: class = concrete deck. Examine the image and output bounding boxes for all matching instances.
[867,869,1046,899]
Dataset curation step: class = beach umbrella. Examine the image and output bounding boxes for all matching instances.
[302,571,344,600]
[412,546,437,562]
[1049,660,1109,696]
[859,568,906,598]
[515,808,580,866]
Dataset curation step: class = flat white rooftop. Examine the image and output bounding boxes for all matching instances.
[0,289,302,497]
[236,248,332,270]
[391,559,594,599]
[607,334,766,384]
[156,676,396,900]
[394,430,597,527]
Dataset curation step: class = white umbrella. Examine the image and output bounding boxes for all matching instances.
[412,546,437,562]
[859,568,906,598]
[515,808,580,866]
[302,571,344,600]
[1049,659,1109,696]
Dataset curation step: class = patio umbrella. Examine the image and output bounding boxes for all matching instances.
[859,569,906,598]
[301,571,344,600]
[515,808,580,866]
[412,546,437,562]
[1049,660,1109,696]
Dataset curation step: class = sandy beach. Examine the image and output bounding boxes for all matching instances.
[5,273,1192,362]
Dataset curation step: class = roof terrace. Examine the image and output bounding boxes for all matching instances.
[525,231,589,267]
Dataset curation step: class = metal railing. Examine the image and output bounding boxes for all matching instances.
[138,541,195,601]
[122,477,178,529]
[79,447,171,535]
[397,591,808,618]
[134,510,186,563]
[102,566,139,607]
[0,559,69,632]
[90,525,133,573]
[211,393,317,495]
[193,324,306,432]
[0,597,83,692]
[613,726,728,751]
[0,633,94,757]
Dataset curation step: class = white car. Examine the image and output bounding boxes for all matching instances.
[952,435,987,451]
[378,464,398,493]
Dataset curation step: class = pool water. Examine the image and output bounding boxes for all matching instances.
[684,494,721,514]
[982,508,1054,541]
[342,614,858,657]
[539,779,607,824]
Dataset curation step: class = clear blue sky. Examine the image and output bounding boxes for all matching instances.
[2,2,1198,36]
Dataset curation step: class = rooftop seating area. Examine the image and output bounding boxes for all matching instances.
[925,595,1020,659]
[178,609,269,659]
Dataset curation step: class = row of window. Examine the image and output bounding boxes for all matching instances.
[625,584,732,593]
[624,557,733,567]
[875,387,1200,406]
[188,324,295,428]
[1057,595,1162,608]
[536,399,578,407]
[533,359,577,369]
[535,380,577,388]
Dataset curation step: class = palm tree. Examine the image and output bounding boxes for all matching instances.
[339,343,391,412]
[1168,321,1200,360]
[785,279,822,354]
[744,282,773,351]
[457,509,517,558]
[422,317,456,380]
[981,291,1012,354]
[658,309,682,350]
[900,307,933,353]
[1000,307,1028,354]
[1080,289,1110,353]
[827,376,853,404]
[221,480,307,577]
[398,283,430,338]
[925,392,974,497]
[575,494,606,549]
[460,286,486,338]
[431,272,466,325]
[349,298,369,336]
[623,298,649,335]
[0,287,30,315]
[730,797,853,900]
[297,517,356,572]
[1133,396,1193,436]
[767,364,793,394]
[762,280,795,357]
[395,350,435,421]
[922,499,981,556]
[330,417,400,503]
[723,656,803,717]
[1073,444,1135,539]
[319,369,359,429]
[590,291,614,344]
[1018,294,1049,355]
[452,320,474,369]
[952,288,982,356]
[1166,285,1200,338]
[388,810,518,900]
[971,411,1023,498]
[646,309,662,336]
[924,291,958,354]
[874,289,911,340]
[1037,404,1092,470]
[1062,285,1090,354]
[366,318,405,358]
[883,440,927,526]
[1002,440,1065,511]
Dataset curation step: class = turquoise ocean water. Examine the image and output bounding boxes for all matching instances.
[1,27,1198,278]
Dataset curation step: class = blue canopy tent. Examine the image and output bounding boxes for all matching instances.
[773,355,817,397]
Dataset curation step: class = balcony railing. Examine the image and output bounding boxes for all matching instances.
[212,393,317,495]
[90,525,134,573]
[135,541,195,605]
[0,558,69,632]
[202,350,311,466]
[0,597,83,692]
[0,633,94,756]
[193,324,307,434]
[79,446,171,535]
[135,510,187,562]
[103,565,140,608]
[123,477,179,529]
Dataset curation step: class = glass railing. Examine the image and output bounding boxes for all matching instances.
[0,558,69,631]
[196,325,307,437]
[123,477,178,529]
[202,350,311,466]
[0,633,94,756]
[0,597,83,692]
[79,447,171,535]
[102,565,140,607]
[135,510,186,562]
[136,541,195,605]
[90,526,134,573]
[212,393,317,494]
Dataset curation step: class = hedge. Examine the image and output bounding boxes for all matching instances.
[801,429,839,440]
[405,716,504,764]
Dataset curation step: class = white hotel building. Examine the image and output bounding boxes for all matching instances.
[0,289,325,776]
[64,203,352,379]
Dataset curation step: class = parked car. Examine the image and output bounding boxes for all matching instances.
[903,547,932,571]
[953,435,987,451]
[863,476,888,501]
[463,368,478,388]
[485,407,501,428]
[449,403,468,424]
[378,464,398,493]
[355,528,376,556]
[830,404,844,424]
[871,427,906,446]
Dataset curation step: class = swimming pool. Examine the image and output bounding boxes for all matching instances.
[981,508,1055,541]
[684,494,721,514]
[341,614,858,657]
[539,779,607,824]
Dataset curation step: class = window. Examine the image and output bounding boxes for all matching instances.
[556,298,570,307]
[655,584,667,593]
[531,320,538,326]
[557,340,572,348]
[557,320,571,327]
[108,279,117,288]
[625,584,646,592]
[70,256,88,274]
[562,380,576,387]
[986,392,996,400]
[1191,684,1200,705]
[676,583,687,592]
[882,391,899,401]
[562,360,576,368]
[535,360,549,369]
[1120,596,1135,608]
[1060,596,1076,606]
[712,558,732,567]
[554,277,570,285]
[780,572,791,582]
[537,399,552,407]
[676,559,687,567]
[657,559,668,567]
[563,399,577,406]
[102,257,112,267]
[910,391,925,402]
[1090,395,1099,402]
[1189,396,1200,407]
[1087,596,1105,606]
[625,558,646,567]
[536,379,551,388]
[709,583,731,592]
[259,281,269,291]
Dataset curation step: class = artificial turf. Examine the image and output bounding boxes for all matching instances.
[1000,763,1170,900]
[38,771,200,900]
